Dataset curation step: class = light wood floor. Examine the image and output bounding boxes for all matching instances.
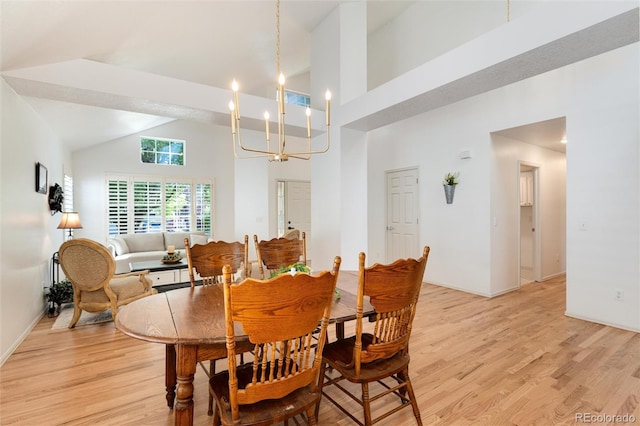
[2,275,639,425]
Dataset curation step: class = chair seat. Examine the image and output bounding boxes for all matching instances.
[323,334,411,383]
[109,274,151,300]
[210,361,321,425]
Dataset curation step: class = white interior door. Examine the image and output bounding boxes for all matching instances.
[518,163,541,286]
[284,181,311,260]
[386,168,419,262]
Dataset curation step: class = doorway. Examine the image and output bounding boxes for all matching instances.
[519,163,541,285]
[385,168,419,262]
[277,180,311,258]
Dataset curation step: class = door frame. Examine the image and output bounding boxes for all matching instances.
[517,161,541,287]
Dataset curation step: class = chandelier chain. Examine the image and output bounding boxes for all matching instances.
[276,0,281,76]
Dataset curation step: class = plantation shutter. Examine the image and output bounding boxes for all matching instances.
[107,179,129,236]
[133,179,162,233]
[165,181,191,232]
[195,182,212,235]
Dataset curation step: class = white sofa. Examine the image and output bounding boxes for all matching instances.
[107,231,208,274]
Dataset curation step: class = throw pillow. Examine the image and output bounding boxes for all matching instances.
[190,234,209,246]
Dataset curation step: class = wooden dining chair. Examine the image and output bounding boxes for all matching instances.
[183,236,250,287]
[315,246,430,426]
[253,232,307,279]
[183,235,252,415]
[209,256,341,425]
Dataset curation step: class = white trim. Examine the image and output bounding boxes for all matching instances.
[564,311,640,334]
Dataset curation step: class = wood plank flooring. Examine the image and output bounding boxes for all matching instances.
[1,275,639,425]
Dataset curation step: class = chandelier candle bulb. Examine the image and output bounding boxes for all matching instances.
[264,111,270,141]
[325,90,331,126]
[232,80,240,118]
[306,108,311,138]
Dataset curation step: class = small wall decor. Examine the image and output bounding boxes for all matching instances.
[35,162,47,194]
[443,172,460,204]
[48,183,64,215]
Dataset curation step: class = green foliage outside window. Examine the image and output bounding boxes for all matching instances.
[141,137,184,166]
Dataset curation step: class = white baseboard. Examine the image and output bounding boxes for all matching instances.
[564,311,640,333]
[0,307,46,367]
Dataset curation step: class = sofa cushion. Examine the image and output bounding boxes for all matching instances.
[189,234,209,246]
[165,231,205,250]
[110,236,130,255]
[114,251,167,274]
[122,232,165,253]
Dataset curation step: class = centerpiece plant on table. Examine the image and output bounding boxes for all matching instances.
[270,262,340,298]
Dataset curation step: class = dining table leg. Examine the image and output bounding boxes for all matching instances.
[174,344,197,426]
[165,344,176,408]
[335,322,345,340]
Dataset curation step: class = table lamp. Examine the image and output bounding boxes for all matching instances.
[57,212,83,240]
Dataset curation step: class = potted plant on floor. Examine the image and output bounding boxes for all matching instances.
[47,279,74,316]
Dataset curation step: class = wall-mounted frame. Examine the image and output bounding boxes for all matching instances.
[35,162,47,194]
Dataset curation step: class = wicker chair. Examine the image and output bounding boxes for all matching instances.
[282,228,300,240]
[315,246,430,426]
[209,256,341,425]
[253,232,307,279]
[57,238,156,328]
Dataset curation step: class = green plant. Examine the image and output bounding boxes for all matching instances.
[48,279,74,313]
[270,262,311,278]
[443,172,460,185]
[269,263,340,298]
[162,250,182,261]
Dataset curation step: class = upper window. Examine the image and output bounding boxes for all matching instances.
[140,137,185,166]
[281,90,310,108]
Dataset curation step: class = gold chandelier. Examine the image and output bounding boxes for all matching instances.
[229,0,331,162]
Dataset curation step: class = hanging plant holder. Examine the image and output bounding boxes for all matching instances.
[442,172,460,204]
[444,184,456,204]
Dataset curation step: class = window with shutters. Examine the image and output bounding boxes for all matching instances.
[63,174,74,212]
[107,175,212,237]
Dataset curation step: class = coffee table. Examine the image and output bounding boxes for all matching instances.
[129,259,190,289]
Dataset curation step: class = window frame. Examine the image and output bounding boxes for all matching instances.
[106,174,213,237]
[140,136,186,166]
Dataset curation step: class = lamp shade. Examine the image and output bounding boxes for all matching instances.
[57,212,83,230]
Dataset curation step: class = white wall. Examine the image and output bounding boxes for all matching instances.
[309,5,343,272]
[364,43,638,329]
[72,120,237,244]
[367,94,492,295]
[565,45,639,331]
[73,119,311,246]
[368,1,505,90]
[1,80,70,364]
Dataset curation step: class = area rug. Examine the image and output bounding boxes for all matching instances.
[51,305,113,330]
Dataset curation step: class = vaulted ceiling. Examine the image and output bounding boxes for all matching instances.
[1,0,413,150]
[2,1,637,154]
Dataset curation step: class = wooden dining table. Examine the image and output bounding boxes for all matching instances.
[115,270,371,426]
